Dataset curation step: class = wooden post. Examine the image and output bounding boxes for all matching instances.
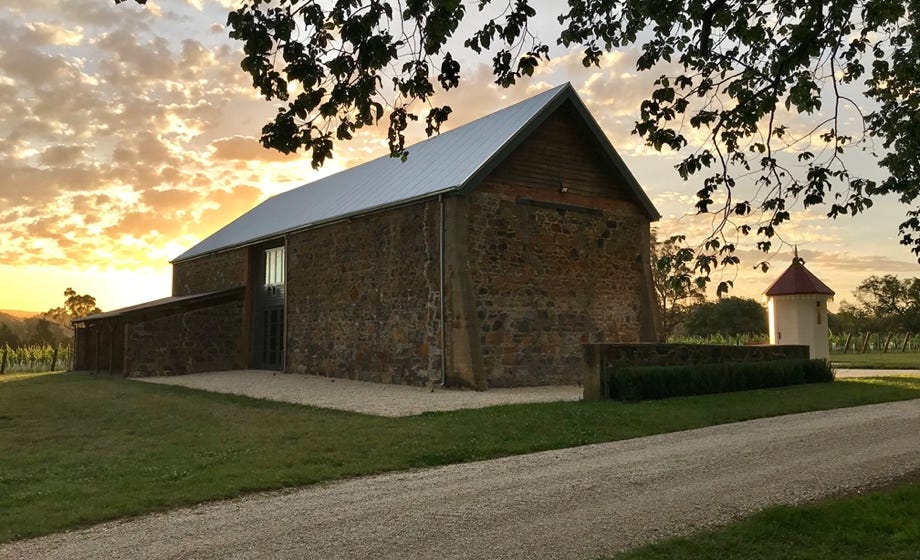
[0,347,7,375]
[108,324,115,375]
[843,333,852,353]
[94,329,100,374]
[903,332,912,352]
[882,332,893,353]
[860,332,871,353]
[50,346,58,371]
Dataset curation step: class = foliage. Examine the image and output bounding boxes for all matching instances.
[2,373,917,541]
[651,231,706,339]
[1,344,72,373]
[682,297,768,338]
[608,359,834,401]
[41,287,102,328]
[668,332,770,345]
[120,0,920,283]
[612,478,920,560]
[0,324,20,348]
[835,274,920,333]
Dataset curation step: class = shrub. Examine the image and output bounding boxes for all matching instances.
[607,359,834,401]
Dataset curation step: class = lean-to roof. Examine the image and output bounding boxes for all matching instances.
[72,287,244,324]
[174,83,659,263]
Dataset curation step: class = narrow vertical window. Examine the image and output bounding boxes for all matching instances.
[264,247,285,286]
[816,301,822,325]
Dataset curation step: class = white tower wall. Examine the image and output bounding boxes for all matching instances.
[768,294,831,360]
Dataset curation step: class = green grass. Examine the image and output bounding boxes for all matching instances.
[2,373,920,542]
[611,475,920,559]
[831,351,920,369]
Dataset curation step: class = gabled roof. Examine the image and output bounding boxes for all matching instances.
[174,83,660,263]
[764,258,834,296]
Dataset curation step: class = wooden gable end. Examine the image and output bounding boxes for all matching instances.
[475,101,643,215]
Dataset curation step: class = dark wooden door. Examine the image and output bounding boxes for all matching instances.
[252,246,285,370]
[255,306,284,369]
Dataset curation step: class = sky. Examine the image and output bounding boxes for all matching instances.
[1,0,917,314]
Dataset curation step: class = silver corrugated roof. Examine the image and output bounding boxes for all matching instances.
[72,287,244,323]
[174,83,658,262]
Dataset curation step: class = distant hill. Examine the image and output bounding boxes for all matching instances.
[0,309,37,319]
[0,310,71,346]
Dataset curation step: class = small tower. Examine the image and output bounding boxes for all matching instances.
[764,249,835,360]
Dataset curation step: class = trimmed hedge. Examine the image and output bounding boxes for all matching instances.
[607,359,835,401]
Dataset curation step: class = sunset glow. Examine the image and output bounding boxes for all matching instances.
[2,0,916,315]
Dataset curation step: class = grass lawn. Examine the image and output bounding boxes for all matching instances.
[831,352,920,369]
[611,474,920,559]
[2,372,920,542]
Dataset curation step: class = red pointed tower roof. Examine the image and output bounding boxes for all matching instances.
[764,251,834,297]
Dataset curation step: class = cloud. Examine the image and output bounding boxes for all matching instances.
[38,145,87,167]
[210,136,302,162]
[0,0,292,272]
[1,0,911,312]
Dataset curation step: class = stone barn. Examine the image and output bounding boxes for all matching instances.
[73,83,661,388]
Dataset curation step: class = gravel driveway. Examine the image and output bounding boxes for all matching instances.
[4,399,918,560]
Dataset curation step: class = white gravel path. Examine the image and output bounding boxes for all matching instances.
[134,369,915,417]
[835,368,919,378]
[3,399,918,560]
[136,370,582,416]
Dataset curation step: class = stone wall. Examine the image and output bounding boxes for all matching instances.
[284,200,442,386]
[172,248,247,296]
[124,299,245,376]
[466,106,657,387]
[583,343,811,399]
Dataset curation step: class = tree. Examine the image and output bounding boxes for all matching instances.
[837,274,920,332]
[42,288,102,328]
[27,319,59,346]
[683,297,768,338]
[117,0,920,284]
[828,306,871,335]
[0,323,21,348]
[651,232,706,339]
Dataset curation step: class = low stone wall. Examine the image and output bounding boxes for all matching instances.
[124,299,245,377]
[583,343,811,399]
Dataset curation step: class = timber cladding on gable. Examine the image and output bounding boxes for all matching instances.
[284,200,442,386]
[485,104,637,201]
[172,248,247,296]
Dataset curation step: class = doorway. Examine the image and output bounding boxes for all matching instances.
[252,245,285,370]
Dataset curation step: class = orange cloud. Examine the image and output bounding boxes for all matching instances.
[210,136,302,162]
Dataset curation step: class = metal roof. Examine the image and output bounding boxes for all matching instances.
[765,259,835,296]
[72,287,244,324]
[174,83,659,263]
